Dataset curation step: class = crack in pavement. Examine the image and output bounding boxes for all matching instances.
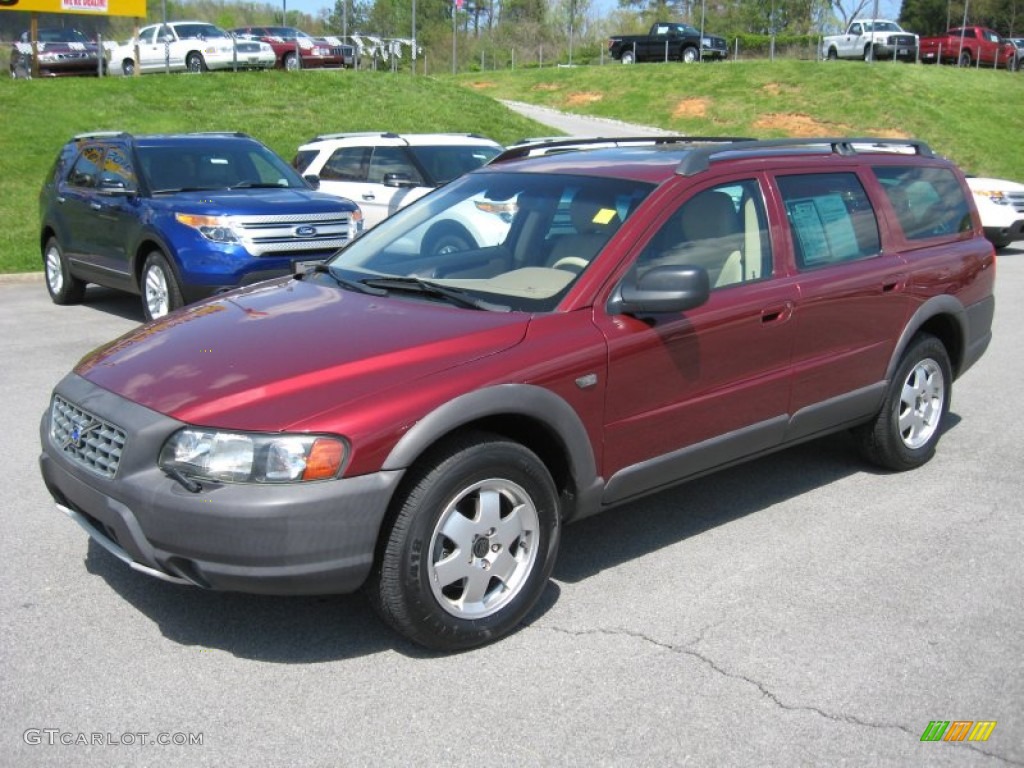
[539,624,1022,766]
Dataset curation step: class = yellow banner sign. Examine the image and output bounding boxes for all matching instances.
[0,0,147,16]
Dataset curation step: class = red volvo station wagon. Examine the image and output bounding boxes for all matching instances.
[39,137,995,650]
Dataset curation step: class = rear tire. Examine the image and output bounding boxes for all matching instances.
[369,433,561,651]
[141,252,184,321]
[43,237,86,305]
[620,50,635,65]
[958,50,972,67]
[855,334,952,471]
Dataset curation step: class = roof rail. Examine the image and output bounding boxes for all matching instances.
[305,131,397,143]
[72,131,130,141]
[491,135,754,164]
[675,136,935,176]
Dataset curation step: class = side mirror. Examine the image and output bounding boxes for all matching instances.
[303,173,320,190]
[383,172,417,188]
[607,265,710,315]
[98,175,133,194]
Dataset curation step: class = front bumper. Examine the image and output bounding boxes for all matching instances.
[39,373,401,595]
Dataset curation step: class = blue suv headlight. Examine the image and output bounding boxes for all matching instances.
[175,213,240,244]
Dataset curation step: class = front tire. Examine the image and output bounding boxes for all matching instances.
[141,251,183,321]
[369,433,561,651]
[856,334,952,471]
[682,46,699,63]
[424,224,476,257]
[43,237,86,305]
[284,52,300,71]
[186,52,207,73]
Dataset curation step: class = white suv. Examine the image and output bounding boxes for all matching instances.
[293,133,506,251]
[967,176,1024,249]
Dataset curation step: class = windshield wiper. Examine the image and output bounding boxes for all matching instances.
[361,276,510,312]
[308,263,387,296]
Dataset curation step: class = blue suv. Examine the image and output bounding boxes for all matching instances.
[40,132,363,320]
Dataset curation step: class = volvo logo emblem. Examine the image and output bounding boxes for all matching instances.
[294,225,318,238]
[65,420,100,450]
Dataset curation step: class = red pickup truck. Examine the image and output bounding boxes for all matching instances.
[919,26,1019,69]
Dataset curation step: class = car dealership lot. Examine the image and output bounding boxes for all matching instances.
[0,243,1020,765]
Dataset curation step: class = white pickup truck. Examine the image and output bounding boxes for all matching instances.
[822,19,919,61]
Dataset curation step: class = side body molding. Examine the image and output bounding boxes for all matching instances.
[381,384,605,522]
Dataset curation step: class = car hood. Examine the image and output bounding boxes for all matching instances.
[150,188,357,214]
[967,177,1024,193]
[75,276,529,431]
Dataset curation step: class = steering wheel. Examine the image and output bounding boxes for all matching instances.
[550,256,589,273]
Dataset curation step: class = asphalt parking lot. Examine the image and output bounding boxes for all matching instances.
[1,240,1021,766]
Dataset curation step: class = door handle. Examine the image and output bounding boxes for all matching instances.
[90,202,102,211]
[362,193,375,201]
[761,301,794,325]
[882,274,906,293]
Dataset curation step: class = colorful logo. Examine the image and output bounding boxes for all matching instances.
[921,721,997,742]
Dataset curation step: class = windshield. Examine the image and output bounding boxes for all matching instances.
[138,142,308,193]
[864,21,902,32]
[175,23,230,40]
[38,29,91,43]
[408,145,502,184]
[325,170,653,312]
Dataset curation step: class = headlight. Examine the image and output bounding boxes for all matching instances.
[973,190,1010,205]
[160,429,346,483]
[176,213,240,243]
[350,208,364,239]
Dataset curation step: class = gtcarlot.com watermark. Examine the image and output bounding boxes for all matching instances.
[24,729,203,747]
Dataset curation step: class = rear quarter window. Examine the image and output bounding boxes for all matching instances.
[872,165,973,241]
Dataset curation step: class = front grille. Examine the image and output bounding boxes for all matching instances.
[1006,191,1024,215]
[891,35,916,47]
[231,211,355,257]
[50,396,126,479]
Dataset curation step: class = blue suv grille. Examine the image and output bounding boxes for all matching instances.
[232,211,355,256]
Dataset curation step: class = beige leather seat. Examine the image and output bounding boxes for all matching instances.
[672,189,745,287]
[547,193,621,272]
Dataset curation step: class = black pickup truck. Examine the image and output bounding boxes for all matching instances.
[608,21,728,64]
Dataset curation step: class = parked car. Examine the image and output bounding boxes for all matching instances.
[967,176,1024,248]
[228,35,277,70]
[608,21,728,64]
[919,26,1019,69]
[107,21,267,76]
[229,26,356,70]
[9,28,104,78]
[822,19,919,61]
[39,135,995,650]
[39,131,363,320]
[293,132,504,240]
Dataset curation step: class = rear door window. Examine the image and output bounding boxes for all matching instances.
[776,173,880,269]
